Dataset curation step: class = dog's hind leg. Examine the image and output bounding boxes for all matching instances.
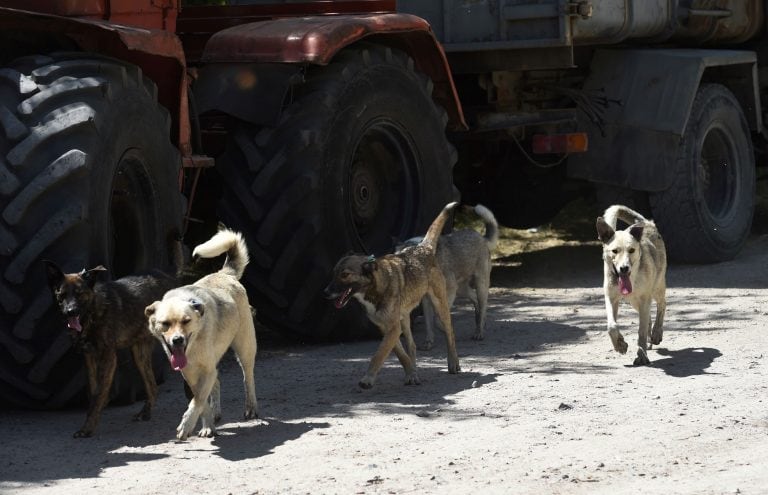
[651,288,666,346]
[398,318,420,385]
[393,340,420,385]
[605,294,628,354]
[426,279,461,374]
[360,321,408,389]
[75,350,117,438]
[130,341,158,422]
[633,298,652,366]
[472,274,490,341]
[232,319,258,420]
[400,316,417,364]
[420,298,436,351]
[208,378,222,423]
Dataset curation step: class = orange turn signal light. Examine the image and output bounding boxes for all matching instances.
[532,133,589,154]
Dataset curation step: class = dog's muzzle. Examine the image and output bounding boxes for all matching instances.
[324,283,354,309]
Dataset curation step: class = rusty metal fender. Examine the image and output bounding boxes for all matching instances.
[0,7,191,157]
[199,13,466,131]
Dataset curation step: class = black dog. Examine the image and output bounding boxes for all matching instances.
[45,262,180,437]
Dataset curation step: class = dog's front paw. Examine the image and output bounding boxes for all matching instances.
[612,336,628,354]
[633,349,650,366]
[73,429,93,438]
[471,332,484,341]
[176,423,191,441]
[197,427,216,438]
[651,330,663,346]
[448,363,461,374]
[404,372,421,386]
[243,407,258,420]
[358,376,374,389]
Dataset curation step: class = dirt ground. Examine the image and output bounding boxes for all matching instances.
[2,196,768,495]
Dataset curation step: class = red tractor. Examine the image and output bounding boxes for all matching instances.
[0,1,460,408]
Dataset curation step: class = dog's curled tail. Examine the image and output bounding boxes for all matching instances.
[192,229,249,279]
[419,202,459,253]
[473,204,499,251]
[603,204,649,230]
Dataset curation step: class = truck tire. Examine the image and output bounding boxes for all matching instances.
[0,53,182,408]
[650,84,755,262]
[217,44,456,339]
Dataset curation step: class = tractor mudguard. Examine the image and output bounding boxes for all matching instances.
[197,13,466,131]
[0,6,190,156]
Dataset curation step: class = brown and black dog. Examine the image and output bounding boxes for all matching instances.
[45,262,180,437]
[324,202,460,389]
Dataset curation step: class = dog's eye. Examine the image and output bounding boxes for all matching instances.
[340,272,350,280]
[628,248,636,254]
[611,249,619,254]
[181,317,191,324]
[158,321,170,328]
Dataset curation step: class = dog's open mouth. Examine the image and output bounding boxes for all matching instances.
[334,287,353,309]
[618,273,632,295]
[67,316,82,332]
[170,346,188,371]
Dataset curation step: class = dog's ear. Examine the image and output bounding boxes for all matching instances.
[629,224,644,242]
[145,302,158,318]
[188,298,204,316]
[81,265,108,287]
[596,217,615,244]
[43,260,65,289]
[362,259,378,276]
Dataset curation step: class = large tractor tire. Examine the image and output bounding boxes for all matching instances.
[0,53,182,408]
[650,84,755,262]
[217,44,456,340]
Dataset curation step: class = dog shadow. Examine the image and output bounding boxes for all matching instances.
[646,347,722,377]
[210,418,330,461]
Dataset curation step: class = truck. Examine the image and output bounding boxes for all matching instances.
[0,0,763,408]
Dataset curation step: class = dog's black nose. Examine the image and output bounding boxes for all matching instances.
[322,285,334,299]
[64,307,78,317]
[172,335,185,347]
[619,266,630,274]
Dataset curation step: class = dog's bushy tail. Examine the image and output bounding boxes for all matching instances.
[419,202,458,254]
[603,204,649,229]
[192,229,249,279]
[473,204,499,251]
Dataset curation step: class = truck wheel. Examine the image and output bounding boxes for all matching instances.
[217,44,456,339]
[650,84,755,262]
[0,53,182,408]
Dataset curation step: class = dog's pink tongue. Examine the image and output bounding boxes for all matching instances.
[67,316,82,332]
[170,348,187,371]
[619,274,632,295]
